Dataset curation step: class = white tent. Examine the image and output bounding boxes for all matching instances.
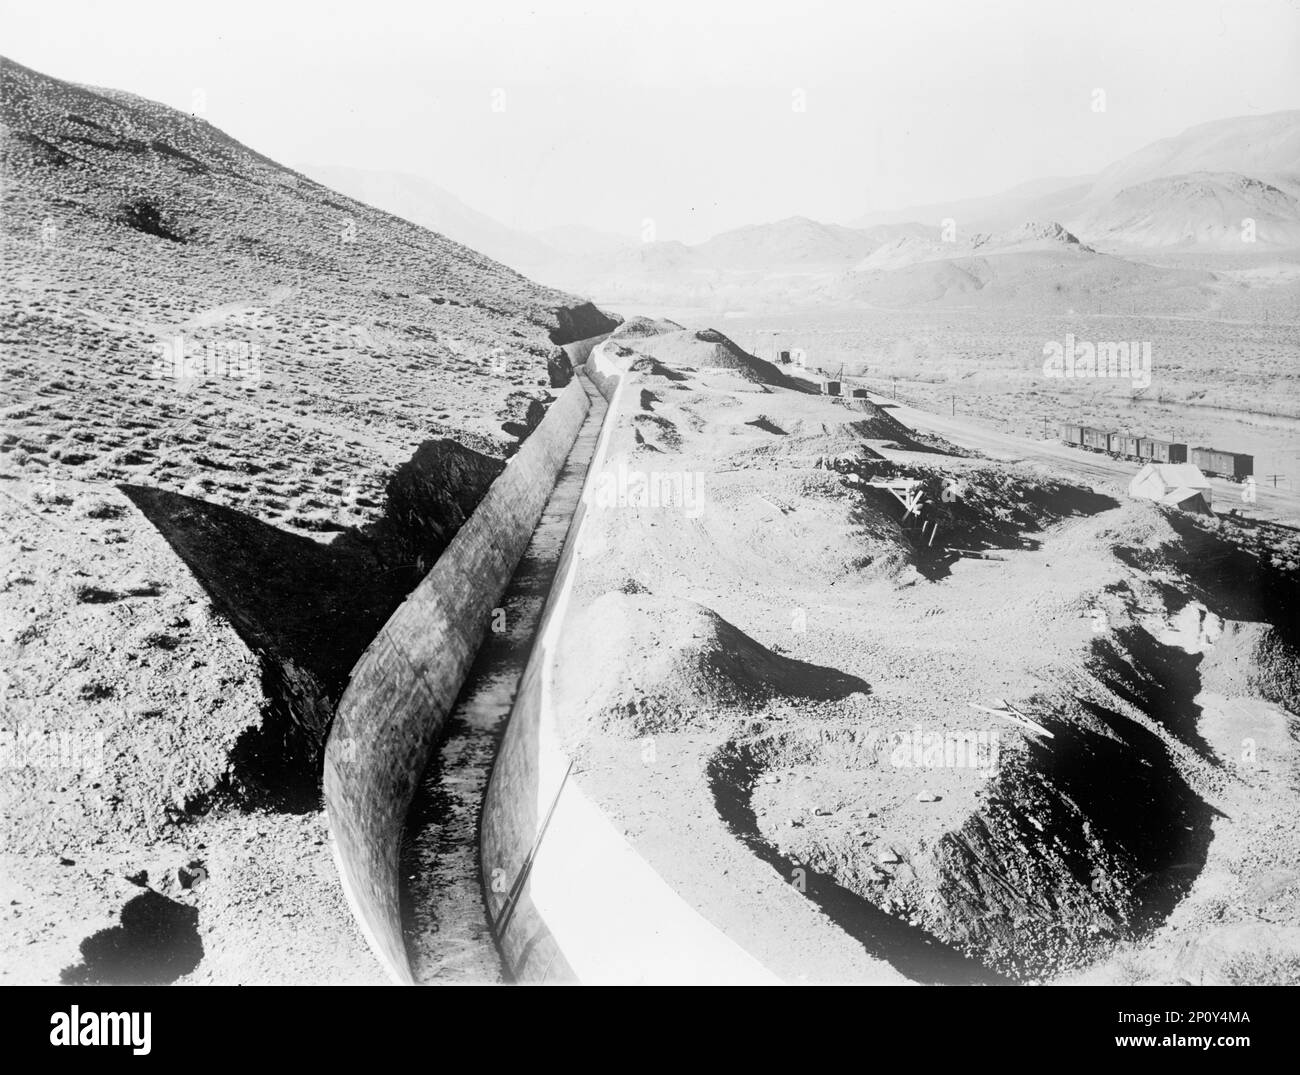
[1129,462,1212,513]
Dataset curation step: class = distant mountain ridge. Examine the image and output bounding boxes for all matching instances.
[1073,171,1300,248]
[856,221,1092,271]
[1084,110,1300,202]
[854,109,1300,249]
[278,110,1300,311]
[694,216,925,271]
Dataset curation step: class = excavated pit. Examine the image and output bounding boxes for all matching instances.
[708,622,1222,982]
[709,726,1008,984]
[851,458,1118,579]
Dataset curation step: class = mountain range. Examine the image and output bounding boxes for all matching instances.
[306,109,1299,309]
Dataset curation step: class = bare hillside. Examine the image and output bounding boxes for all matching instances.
[0,55,617,984]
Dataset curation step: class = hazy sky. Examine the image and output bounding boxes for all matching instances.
[4,0,1298,243]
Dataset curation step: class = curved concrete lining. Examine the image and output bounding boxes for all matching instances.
[561,331,612,370]
[323,374,593,984]
[584,336,623,401]
[481,342,782,983]
[402,370,610,982]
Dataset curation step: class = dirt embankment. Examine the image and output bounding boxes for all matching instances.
[551,321,1300,984]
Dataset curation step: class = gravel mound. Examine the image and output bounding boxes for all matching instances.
[560,593,869,736]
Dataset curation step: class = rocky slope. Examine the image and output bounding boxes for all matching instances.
[0,54,616,984]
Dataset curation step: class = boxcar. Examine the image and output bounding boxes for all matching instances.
[1081,427,1112,452]
[1107,432,1132,456]
[1191,447,1254,481]
[1059,423,1084,446]
[1113,433,1141,460]
[1138,437,1188,464]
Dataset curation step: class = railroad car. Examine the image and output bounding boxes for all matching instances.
[1137,437,1188,465]
[1191,447,1253,482]
[1081,427,1112,452]
[1058,423,1252,479]
[1059,422,1084,446]
[1112,433,1141,460]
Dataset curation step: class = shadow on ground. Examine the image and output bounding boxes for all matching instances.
[119,437,504,810]
[61,890,203,984]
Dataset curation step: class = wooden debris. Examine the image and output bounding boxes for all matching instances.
[968,701,1055,739]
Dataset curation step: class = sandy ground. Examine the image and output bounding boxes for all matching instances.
[699,304,1300,496]
[0,474,388,984]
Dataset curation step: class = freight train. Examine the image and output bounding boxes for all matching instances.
[1059,423,1254,481]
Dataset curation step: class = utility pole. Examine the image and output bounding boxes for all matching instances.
[951,395,955,416]
[892,378,897,400]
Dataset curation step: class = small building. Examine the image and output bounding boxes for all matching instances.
[1129,463,1212,514]
[850,387,870,399]
[821,380,841,396]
